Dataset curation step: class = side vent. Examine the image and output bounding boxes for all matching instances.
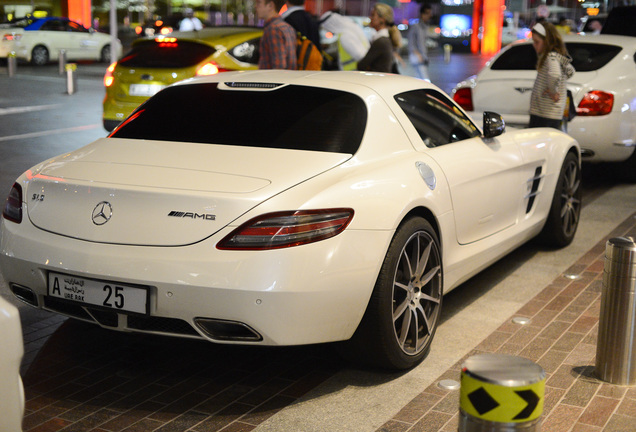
[525,166,543,214]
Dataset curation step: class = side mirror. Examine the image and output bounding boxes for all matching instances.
[483,111,505,138]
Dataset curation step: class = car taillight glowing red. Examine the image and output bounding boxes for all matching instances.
[3,33,22,41]
[453,88,474,111]
[196,62,222,76]
[576,91,614,116]
[104,61,116,87]
[217,209,354,250]
[3,183,22,224]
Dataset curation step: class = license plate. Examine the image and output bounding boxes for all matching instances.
[48,272,148,314]
[129,83,164,97]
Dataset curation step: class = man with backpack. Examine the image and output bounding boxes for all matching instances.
[255,0,297,69]
[281,0,323,70]
[281,0,321,48]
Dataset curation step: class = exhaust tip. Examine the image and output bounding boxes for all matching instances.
[194,318,262,342]
[10,284,38,307]
[580,149,595,157]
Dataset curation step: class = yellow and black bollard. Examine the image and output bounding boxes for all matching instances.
[459,353,545,431]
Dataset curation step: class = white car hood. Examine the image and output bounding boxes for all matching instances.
[26,138,351,246]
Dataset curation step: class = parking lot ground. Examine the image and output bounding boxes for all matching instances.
[17,211,636,432]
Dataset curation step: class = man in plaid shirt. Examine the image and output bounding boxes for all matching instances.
[255,0,297,69]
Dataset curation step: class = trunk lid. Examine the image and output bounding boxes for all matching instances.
[27,138,351,246]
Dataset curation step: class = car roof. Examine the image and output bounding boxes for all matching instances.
[508,33,636,47]
[174,69,442,97]
[169,26,263,43]
[25,16,73,31]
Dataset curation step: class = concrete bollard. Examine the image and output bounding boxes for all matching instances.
[58,49,67,75]
[459,353,545,431]
[7,51,17,77]
[596,236,636,385]
[65,63,77,95]
[444,44,452,63]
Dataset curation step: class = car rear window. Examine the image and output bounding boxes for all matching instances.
[110,83,367,154]
[119,40,215,68]
[491,42,622,72]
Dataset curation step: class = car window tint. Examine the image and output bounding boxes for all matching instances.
[110,83,367,154]
[566,43,622,71]
[119,40,216,68]
[491,42,622,72]
[40,20,66,32]
[395,89,480,148]
[67,21,89,33]
[229,37,260,64]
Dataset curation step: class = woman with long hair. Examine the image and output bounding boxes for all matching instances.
[529,21,575,129]
[357,3,402,73]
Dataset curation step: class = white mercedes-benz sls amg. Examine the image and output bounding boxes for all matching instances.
[1,71,581,370]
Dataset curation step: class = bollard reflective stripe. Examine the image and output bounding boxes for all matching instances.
[459,353,545,431]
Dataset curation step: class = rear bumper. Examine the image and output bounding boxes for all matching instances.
[468,111,635,163]
[1,217,391,346]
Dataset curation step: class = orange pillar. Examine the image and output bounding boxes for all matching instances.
[471,0,482,54]
[67,0,92,28]
[481,0,504,55]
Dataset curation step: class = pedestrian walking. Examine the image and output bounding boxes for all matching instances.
[528,21,575,130]
[255,0,298,70]
[408,4,433,81]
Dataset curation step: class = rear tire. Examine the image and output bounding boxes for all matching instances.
[340,217,442,370]
[617,149,636,183]
[100,44,111,63]
[31,45,49,66]
[539,151,582,247]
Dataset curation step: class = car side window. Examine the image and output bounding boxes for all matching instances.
[40,20,65,32]
[395,89,480,148]
[67,21,89,33]
[229,37,261,65]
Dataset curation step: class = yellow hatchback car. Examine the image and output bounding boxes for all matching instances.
[103,26,262,131]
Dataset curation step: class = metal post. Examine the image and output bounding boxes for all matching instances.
[58,49,66,75]
[596,236,636,385]
[65,63,78,95]
[7,51,17,77]
[459,353,545,432]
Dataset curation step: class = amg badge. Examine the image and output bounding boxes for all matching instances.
[168,211,216,221]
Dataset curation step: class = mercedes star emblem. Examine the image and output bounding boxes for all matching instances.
[92,201,113,225]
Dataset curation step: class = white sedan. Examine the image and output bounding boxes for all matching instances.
[0,296,24,432]
[0,71,581,370]
[452,34,636,180]
[0,16,117,65]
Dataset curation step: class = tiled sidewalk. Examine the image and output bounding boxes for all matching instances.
[377,212,636,432]
[18,213,636,432]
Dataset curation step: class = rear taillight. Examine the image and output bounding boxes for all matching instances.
[576,91,614,116]
[3,33,21,41]
[453,87,474,111]
[3,183,23,224]
[196,62,226,76]
[217,209,354,250]
[104,61,116,87]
